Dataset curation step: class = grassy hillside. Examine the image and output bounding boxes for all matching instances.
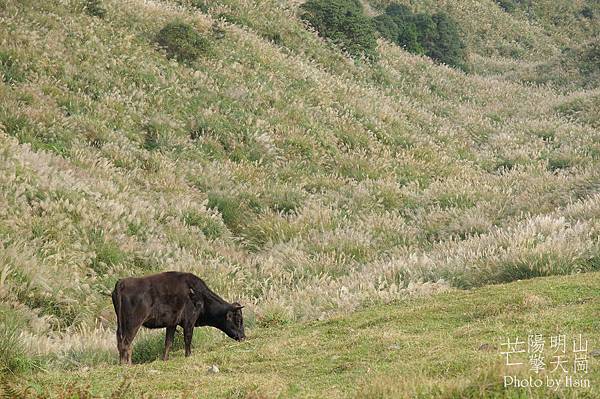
[17,272,600,398]
[368,0,600,88]
[0,0,599,395]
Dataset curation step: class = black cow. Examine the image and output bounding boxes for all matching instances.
[111,271,245,364]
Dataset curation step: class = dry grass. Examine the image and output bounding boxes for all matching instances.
[0,0,599,372]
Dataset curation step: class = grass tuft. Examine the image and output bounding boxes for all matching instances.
[156,21,211,64]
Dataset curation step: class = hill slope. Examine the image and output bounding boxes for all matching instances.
[0,0,599,385]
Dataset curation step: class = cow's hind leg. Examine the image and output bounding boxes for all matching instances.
[120,314,145,365]
[116,330,127,364]
[115,322,133,364]
[163,326,176,361]
[125,323,143,365]
[183,323,194,357]
[113,285,129,364]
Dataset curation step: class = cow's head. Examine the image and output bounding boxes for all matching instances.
[221,302,245,341]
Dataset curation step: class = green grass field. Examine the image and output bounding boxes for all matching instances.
[1,0,599,396]
[20,272,600,398]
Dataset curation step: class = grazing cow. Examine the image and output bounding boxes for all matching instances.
[111,271,245,364]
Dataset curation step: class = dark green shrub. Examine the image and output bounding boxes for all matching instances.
[85,0,106,18]
[385,3,412,18]
[372,14,399,42]
[429,12,466,69]
[300,0,378,61]
[374,4,415,47]
[373,5,465,69]
[413,13,436,51]
[400,16,427,54]
[156,21,210,64]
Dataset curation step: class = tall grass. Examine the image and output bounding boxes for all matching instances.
[0,0,599,369]
[0,314,41,375]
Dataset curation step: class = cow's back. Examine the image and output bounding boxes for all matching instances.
[113,272,197,329]
[118,271,189,295]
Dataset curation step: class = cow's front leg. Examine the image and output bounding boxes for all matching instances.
[183,324,194,357]
[163,326,176,361]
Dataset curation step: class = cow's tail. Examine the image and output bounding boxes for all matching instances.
[112,280,124,343]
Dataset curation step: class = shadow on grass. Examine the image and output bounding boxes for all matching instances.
[132,328,223,364]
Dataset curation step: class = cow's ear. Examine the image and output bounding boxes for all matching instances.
[232,303,244,311]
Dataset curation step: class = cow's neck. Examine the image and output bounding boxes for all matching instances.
[198,290,230,327]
